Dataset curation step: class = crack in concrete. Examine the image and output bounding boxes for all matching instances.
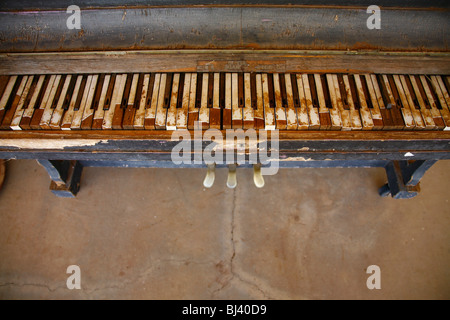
[156,258,214,265]
[0,282,64,292]
[229,188,237,276]
[83,257,216,296]
[212,189,274,300]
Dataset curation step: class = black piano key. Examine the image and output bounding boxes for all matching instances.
[403,76,420,109]
[308,74,319,109]
[219,73,225,108]
[238,73,244,108]
[387,75,403,108]
[279,73,288,108]
[267,73,275,108]
[336,75,349,109]
[177,73,185,108]
[91,74,105,110]
[425,76,442,109]
[163,73,173,108]
[195,73,203,108]
[207,72,214,108]
[34,75,51,109]
[413,75,430,109]
[63,75,78,110]
[0,76,9,100]
[320,74,332,108]
[133,73,145,109]
[0,76,23,128]
[443,76,450,94]
[74,75,88,111]
[121,73,133,108]
[360,75,374,109]
[385,75,406,128]
[251,73,257,109]
[80,74,101,129]
[4,75,23,111]
[103,74,116,110]
[347,75,361,109]
[51,74,67,109]
[376,74,393,109]
[146,73,156,109]
[122,74,143,129]
[23,76,39,110]
[290,73,300,109]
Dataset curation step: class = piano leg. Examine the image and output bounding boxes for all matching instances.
[37,160,83,198]
[380,160,437,199]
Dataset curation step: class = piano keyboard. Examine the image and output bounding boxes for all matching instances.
[0,72,449,131]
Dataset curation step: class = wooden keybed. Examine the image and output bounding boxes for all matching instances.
[1,72,449,132]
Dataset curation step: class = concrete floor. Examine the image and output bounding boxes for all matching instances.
[0,159,448,300]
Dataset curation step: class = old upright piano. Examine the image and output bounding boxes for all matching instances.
[0,0,449,198]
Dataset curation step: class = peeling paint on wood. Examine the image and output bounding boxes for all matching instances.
[0,139,108,149]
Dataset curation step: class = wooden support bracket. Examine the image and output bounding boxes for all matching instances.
[37,160,83,198]
[379,160,437,199]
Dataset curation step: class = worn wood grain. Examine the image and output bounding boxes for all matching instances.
[1,51,449,75]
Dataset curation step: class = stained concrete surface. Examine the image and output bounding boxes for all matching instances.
[0,159,448,300]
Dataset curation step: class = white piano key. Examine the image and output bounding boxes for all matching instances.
[92,74,111,128]
[243,72,255,129]
[254,73,265,129]
[393,74,416,129]
[301,74,320,129]
[61,75,84,130]
[145,73,161,129]
[0,76,18,112]
[262,73,275,130]
[325,74,343,130]
[39,75,62,129]
[294,74,310,130]
[71,75,94,129]
[209,72,221,130]
[331,74,351,130]
[399,75,425,129]
[342,75,362,130]
[103,73,126,130]
[134,73,150,129]
[273,73,286,129]
[11,76,34,130]
[353,74,375,130]
[155,73,168,129]
[284,73,297,130]
[408,75,436,130]
[166,73,180,130]
[198,72,210,128]
[21,75,45,128]
[420,75,450,130]
[364,74,383,122]
[176,73,191,130]
[231,73,242,128]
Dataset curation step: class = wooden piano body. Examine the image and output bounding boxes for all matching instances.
[0,0,449,198]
